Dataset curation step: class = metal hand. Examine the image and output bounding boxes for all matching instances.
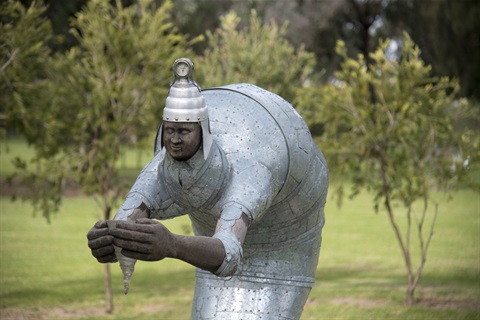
[110,218,175,261]
[87,220,117,263]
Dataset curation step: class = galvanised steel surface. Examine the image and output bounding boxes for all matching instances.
[115,65,329,319]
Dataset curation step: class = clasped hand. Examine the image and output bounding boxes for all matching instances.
[87,218,175,263]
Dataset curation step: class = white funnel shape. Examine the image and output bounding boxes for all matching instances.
[107,220,137,294]
[114,245,136,294]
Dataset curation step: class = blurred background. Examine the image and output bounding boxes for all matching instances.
[1,0,479,319]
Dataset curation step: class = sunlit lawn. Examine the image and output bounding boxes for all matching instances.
[0,189,478,319]
[0,138,479,319]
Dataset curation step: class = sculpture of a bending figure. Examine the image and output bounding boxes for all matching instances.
[87,58,329,319]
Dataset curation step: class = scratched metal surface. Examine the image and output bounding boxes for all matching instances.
[116,83,329,320]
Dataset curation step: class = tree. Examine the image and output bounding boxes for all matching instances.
[384,0,480,102]
[197,10,316,102]
[171,0,234,53]
[275,0,385,82]
[6,0,198,312]
[0,0,54,138]
[18,0,88,52]
[296,33,476,305]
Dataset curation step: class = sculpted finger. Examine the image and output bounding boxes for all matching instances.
[88,235,114,250]
[116,221,155,234]
[120,249,152,261]
[109,228,152,242]
[97,254,117,264]
[113,238,150,254]
[94,220,108,229]
[92,244,115,258]
[87,226,109,241]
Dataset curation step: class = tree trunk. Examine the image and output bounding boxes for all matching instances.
[407,282,415,305]
[104,263,114,313]
[379,152,417,306]
[103,200,114,313]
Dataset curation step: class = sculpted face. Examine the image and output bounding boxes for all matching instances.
[163,121,202,161]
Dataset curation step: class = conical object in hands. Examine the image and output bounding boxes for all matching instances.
[107,220,137,294]
[114,245,136,294]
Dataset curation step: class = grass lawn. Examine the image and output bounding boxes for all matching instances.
[0,138,479,319]
[0,189,478,319]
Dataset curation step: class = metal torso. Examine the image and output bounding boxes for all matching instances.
[120,84,329,319]
[189,84,328,320]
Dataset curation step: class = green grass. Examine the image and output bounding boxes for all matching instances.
[305,189,480,319]
[0,189,479,319]
[0,197,196,319]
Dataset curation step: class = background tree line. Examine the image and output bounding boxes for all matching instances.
[1,0,478,310]
[12,0,480,102]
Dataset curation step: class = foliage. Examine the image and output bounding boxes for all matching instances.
[19,0,89,52]
[3,0,199,312]
[197,10,316,102]
[296,32,476,305]
[0,0,55,139]
[385,0,480,101]
[298,33,474,206]
[305,0,385,78]
[0,0,63,216]
[6,0,197,220]
[11,0,478,105]
[171,0,231,53]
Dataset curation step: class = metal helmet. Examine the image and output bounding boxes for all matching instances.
[160,58,213,159]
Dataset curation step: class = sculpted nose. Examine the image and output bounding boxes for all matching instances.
[171,133,181,144]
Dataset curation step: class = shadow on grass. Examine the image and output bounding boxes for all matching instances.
[0,267,196,308]
[315,264,480,312]
[317,264,404,282]
[318,262,480,287]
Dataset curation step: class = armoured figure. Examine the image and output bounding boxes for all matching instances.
[87,58,329,319]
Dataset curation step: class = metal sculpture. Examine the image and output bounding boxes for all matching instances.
[87,58,329,319]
